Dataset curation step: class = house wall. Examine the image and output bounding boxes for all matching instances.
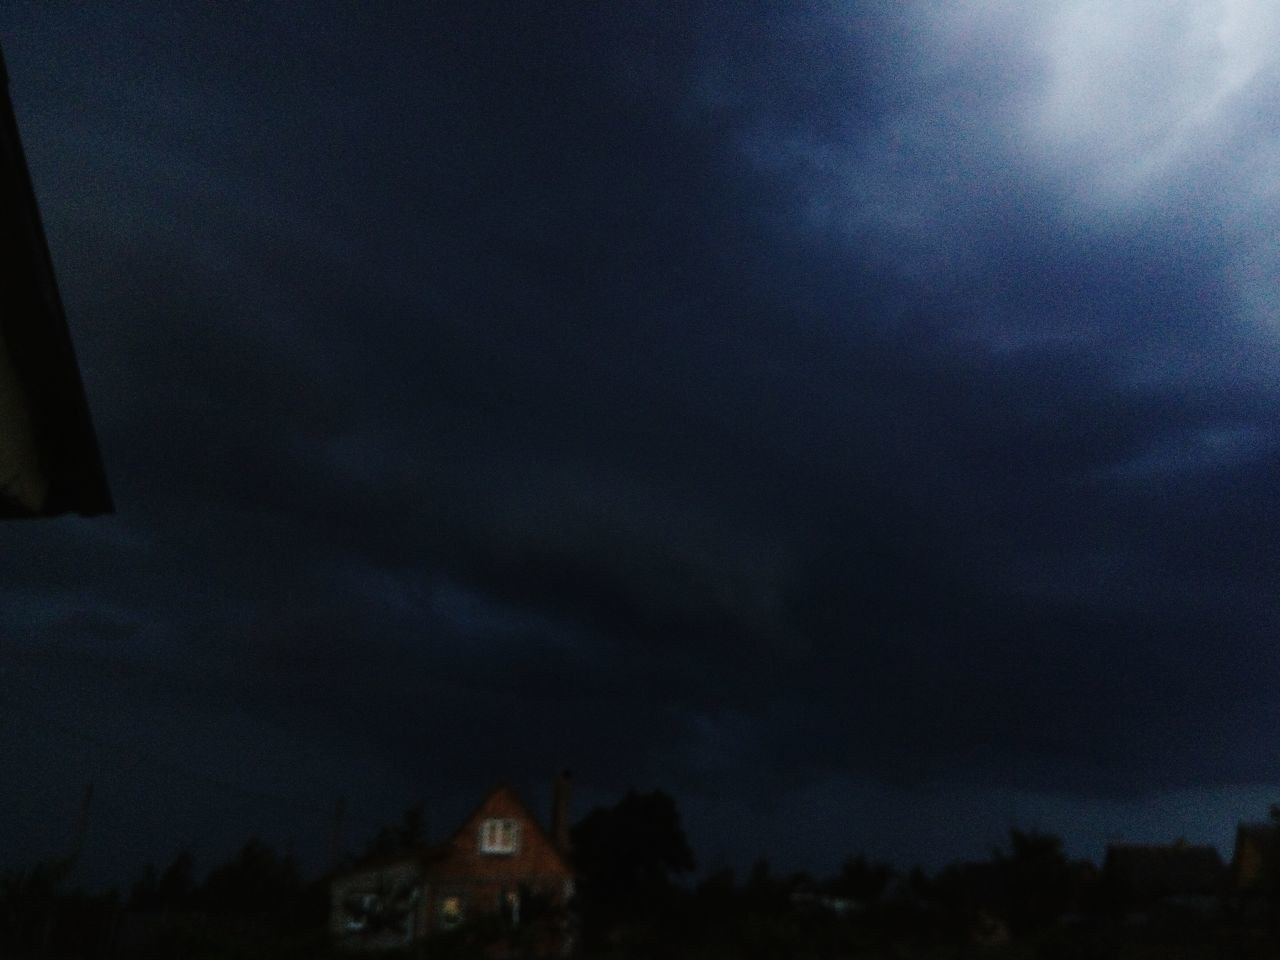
[1233,838,1263,890]
[330,785,576,952]
[330,858,422,951]
[422,786,573,935]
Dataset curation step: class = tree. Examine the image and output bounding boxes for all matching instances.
[363,802,428,858]
[570,789,695,941]
[695,867,736,913]
[128,855,194,911]
[743,859,792,912]
[746,859,775,898]
[0,861,65,953]
[994,828,1070,934]
[129,851,194,914]
[828,855,896,905]
[128,863,160,912]
[157,850,194,909]
[200,837,301,920]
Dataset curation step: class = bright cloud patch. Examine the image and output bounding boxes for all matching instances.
[1027,0,1280,201]
[764,2,1280,338]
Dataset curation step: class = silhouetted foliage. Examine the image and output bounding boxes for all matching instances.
[693,866,737,920]
[159,849,195,905]
[0,860,63,952]
[827,854,896,905]
[363,801,428,859]
[130,849,195,913]
[9,800,1280,958]
[995,828,1073,934]
[200,837,301,920]
[570,788,695,947]
[115,839,333,959]
[0,858,122,959]
[744,858,782,910]
[129,862,160,911]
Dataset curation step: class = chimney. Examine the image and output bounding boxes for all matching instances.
[550,769,571,855]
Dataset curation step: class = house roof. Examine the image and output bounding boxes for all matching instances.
[1103,842,1225,899]
[441,782,573,876]
[1234,823,1278,848]
[1231,822,1280,887]
[0,45,111,518]
[339,783,572,880]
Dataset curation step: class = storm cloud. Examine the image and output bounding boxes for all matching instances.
[2,1,1278,881]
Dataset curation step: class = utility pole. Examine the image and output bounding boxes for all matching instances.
[331,795,346,872]
[70,780,93,859]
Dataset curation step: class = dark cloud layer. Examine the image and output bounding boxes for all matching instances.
[2,2,1278,881]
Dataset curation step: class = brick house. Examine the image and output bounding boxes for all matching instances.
[332,773,575,954]
[1102,840,1225,911]
[1230,821,1280,895]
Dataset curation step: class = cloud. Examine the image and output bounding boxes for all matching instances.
[4,1,1280,883]
[743,2,1280,349]
[1026,1,1278,196]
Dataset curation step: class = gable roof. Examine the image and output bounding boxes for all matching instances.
[443,783,572,875]
[339,784,573,883]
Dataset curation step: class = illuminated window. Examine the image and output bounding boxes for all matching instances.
[479,817,520,854]
[439,894,464,930]
[340,882,418,943]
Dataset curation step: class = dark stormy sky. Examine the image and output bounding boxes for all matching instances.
[4,2,1280,886]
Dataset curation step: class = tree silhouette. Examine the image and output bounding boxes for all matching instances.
[128,851,193,914]
[157,850,194,909]
[994,828,1070,934]
[570,789,695,943]
[364,802,428,858]
[200,837,301,919]
[128,863,160,911]
[828,855,896,905]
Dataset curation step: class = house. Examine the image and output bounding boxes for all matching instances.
[1230,821,1280,895]
[1102,840,1225,913]
[331,772,575,954]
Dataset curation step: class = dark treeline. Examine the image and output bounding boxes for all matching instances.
[0,837,330,959]
[567,797,1280,959]
[5,791,1280,958]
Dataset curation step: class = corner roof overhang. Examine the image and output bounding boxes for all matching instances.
[0,44,111,518]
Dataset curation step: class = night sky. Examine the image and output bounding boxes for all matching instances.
[4,2,1280,888]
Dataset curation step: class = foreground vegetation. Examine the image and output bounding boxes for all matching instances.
[5,791,1280,958]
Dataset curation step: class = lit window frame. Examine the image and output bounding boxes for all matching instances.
[478,817,521,854]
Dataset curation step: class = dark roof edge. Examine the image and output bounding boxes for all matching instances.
[0,40,112,517]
